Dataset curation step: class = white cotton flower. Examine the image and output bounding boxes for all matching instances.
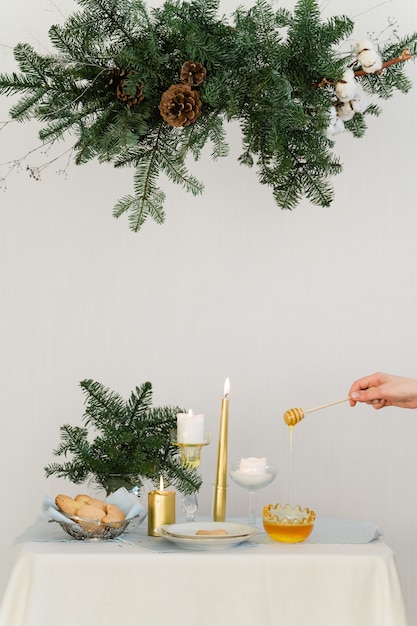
[335,68,357,102]
[326,118,345,138]
[348,82,368,114]
[336,101,355,121]
[332,117,345,136]
[351,92,368,114]
[355,40,374,56]
[328,106,337,120]
[326,107,345,138]
[358,49,383,73]
[355,39,383,73]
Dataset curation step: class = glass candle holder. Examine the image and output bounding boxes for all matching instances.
[172,430,211,522]
[172,430,212,468]
[229,459,277,526]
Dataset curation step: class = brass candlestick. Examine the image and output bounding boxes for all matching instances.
[213,378,230,522]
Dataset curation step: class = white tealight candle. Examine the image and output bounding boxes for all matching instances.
[239,457,267,475]
[230,457,276,493]
[177,409,204,444]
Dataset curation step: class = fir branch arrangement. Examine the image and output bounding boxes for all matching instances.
[0,0,416,231]
[44,379,202,496]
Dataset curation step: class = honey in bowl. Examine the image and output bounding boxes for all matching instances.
[263,503,316,543]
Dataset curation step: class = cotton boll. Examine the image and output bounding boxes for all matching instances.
[355,40,382,73]
[331,117,345,136]
[335,68,357,102]
[326,107,345,137]
[327,118,345,138]
[351,92,368,114]
[349,82,368,114]
[358,49,383,73]
[355,40,374,56]
[336,101,355,121]
[335,79,357,102]
[327,106,337,123]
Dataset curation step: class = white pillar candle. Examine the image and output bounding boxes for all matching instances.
[239,457,267,475]
[177,409,204,444]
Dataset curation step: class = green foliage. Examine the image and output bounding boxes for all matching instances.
[0,0,416,231]
[44,379,202,496]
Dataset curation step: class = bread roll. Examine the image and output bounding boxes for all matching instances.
[74,493,91,505]
[76,504,106,532]
[88,497,107,511]
[102,503,125,528]
[55,494,79,517]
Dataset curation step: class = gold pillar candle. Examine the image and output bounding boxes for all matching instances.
[147,477,176,536]
[213,377,230,522]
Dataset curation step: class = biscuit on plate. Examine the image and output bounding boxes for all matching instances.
[195,529,228,536]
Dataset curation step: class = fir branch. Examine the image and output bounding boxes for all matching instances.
[125,383,154,428]
[0,0,416,230]
[300,165,335,207]
[0,72,48,97]
[157,142,204,195]
[76,0,147,46]
[45,379,202,495]
[130,187,166,230]
[80,379,126,429]
[9,90,50,122]
[344,113,367,138]
[119,148,167,231]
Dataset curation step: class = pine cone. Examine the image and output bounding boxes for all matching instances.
[180,61,207,86]
[106,68,144,108]
[159,84,202,127]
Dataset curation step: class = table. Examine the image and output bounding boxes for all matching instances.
[0,521,408,626]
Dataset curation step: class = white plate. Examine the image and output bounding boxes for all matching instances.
[156,522,258,550]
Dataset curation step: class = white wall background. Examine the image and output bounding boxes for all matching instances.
[1,0,417,622]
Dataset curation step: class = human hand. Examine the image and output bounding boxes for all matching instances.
[349,372,417,409]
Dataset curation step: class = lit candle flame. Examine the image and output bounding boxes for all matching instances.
[224,377,230,397]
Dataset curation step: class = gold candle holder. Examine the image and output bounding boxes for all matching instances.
[147,478,176,536]
[213,378,230,522]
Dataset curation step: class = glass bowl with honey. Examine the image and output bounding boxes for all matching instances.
[263,503,316,543]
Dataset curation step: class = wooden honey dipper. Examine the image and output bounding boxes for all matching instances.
[283,397,350,426]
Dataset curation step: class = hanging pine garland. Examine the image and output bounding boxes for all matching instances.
[0,0,416,232]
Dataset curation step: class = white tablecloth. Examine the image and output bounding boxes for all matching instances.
[0,520,408,626]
